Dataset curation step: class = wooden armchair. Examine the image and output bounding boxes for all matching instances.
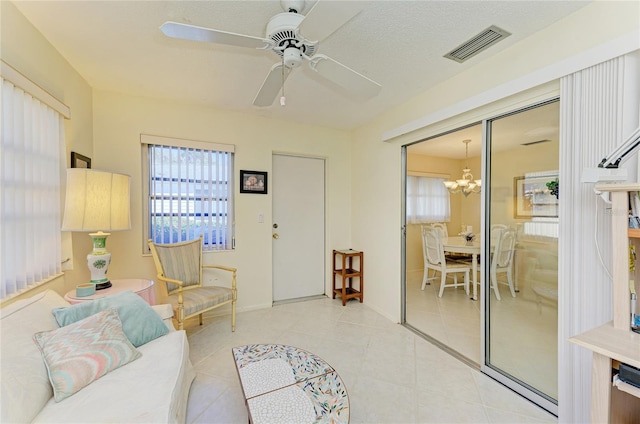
[148,236,237,331]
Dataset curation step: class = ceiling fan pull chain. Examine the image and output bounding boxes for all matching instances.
[280,56,286,107]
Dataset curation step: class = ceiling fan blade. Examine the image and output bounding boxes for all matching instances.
[160,21,271,49]
[297,1,363,42]
[309,55,381,98]
[253,63,291,107]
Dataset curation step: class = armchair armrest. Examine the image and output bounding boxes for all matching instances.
[203,264,237,273]
[202,265,237,290]
[156,274,184,287]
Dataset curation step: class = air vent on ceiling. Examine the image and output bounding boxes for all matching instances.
[444,25,511,63]
[521,139,552,146]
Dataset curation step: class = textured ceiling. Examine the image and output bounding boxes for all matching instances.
[12,0,588,131]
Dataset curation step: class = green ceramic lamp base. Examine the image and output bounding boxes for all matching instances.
[87,231,113,290]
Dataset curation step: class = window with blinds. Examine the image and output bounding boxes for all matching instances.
[142,135,234,251]
[1,77,65,299]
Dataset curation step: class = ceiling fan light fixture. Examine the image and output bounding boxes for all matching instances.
[283,47,303,68]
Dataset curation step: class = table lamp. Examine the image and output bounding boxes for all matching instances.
[61,169,131,290]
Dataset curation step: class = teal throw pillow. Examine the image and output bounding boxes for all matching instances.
[53,290,169,347]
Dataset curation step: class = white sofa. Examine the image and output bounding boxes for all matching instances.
[0,290,196,423]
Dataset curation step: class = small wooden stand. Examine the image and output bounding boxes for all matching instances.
[332,249,363,306]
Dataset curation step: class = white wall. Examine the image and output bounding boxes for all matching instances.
[91,91,353,311]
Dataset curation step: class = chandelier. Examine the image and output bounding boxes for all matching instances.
[443,139,481,197]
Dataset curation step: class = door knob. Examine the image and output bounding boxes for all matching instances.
[273,233,279,239]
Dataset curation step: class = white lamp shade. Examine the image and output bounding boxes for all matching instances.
[62,169,131,232]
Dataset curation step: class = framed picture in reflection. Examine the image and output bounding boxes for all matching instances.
[514,173,558,218]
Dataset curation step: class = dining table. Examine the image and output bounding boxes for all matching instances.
[442,236,480,300]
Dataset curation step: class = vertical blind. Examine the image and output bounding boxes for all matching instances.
[146,140,234,251]
[1,78,64,298]
[558,53,639,422]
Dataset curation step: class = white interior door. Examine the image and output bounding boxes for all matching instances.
[272,154,325,302]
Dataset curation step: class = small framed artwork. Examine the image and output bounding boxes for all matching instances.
[240,170,268,194]
[514,173,559,218]
[71,152,91,169]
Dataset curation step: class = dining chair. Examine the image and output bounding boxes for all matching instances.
[432,222,472,263]
[421,226,471,297]
[421,225,438,285]
[431,223,448,237]
[148,236,237,331]
[421,224,450,282]
[491,224,509,238]
[490,228,517,300]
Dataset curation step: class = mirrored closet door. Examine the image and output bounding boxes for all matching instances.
[483,100,559,412]
[403,99,559,414]
[404,123,483,364]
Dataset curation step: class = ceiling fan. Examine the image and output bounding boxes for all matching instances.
[160,0,382,107]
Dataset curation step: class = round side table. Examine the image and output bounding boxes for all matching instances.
[64,278,156,305]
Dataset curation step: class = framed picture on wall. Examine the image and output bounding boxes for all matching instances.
[240,170,267,194]
[514,173,559,218]
[71,152,91,168]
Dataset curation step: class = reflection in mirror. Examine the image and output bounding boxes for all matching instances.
[487,100,559,403]
[404,100,559,405]
[405,123,483,362]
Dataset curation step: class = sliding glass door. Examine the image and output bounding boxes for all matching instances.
[403,124,483,365]
[401,99,559,413]
[483,100,559,412]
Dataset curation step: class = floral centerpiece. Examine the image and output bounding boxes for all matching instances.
[463,233,475,245]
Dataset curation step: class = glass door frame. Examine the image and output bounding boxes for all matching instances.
[481,98,559,416]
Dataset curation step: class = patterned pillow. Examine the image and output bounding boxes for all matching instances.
[33,307,142,402]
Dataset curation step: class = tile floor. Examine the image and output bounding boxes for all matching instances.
[183,296,557,423]
[405,267,558,400]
